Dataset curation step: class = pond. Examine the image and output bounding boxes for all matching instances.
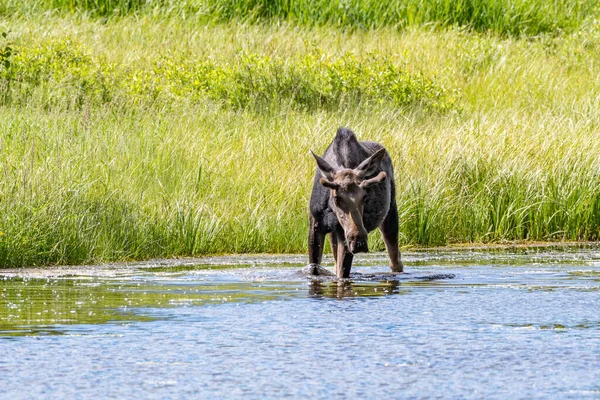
[1,247,599,399]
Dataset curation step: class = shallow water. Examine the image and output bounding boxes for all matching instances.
[1,247,600,399]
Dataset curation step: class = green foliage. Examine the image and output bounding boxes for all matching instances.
[1,38,452,111]
[0,31,12,69]
[208,0,596,35]
[1,17,600,267]
[2,0,597,35]
[15,0,155,16]
[52,0,149,14]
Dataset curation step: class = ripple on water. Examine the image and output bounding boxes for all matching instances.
[1,248,600,398]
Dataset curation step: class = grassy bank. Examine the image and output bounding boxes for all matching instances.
[1,13,600,266]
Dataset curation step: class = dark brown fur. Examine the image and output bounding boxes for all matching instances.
[308,127,403,278]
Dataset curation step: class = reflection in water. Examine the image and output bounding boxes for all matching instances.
[309,280,401,299]
[0,276,289,336]
[1,247,599,338]
[0,275,409,336]
[1,250,600,399]
[0,277,160,336]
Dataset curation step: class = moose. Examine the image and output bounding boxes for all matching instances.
[308,127,404,278]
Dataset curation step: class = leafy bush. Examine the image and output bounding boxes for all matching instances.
[1,38,453,111]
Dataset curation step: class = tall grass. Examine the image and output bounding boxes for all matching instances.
[1,0,598,35]
[1,16,600,266]
[207,0,596,35]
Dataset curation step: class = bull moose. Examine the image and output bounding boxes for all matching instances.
[308,127,404,278]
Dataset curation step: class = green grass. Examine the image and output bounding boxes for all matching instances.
[2,13,600,266]
[2,0,598,35]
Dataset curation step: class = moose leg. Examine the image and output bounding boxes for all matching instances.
[329,234,338,264]
[341,251,354,279]
[334,231,354,278]
[308,215,326,272]
[379,202,404,273]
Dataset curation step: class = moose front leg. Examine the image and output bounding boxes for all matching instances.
[329,233,338,264]
[334,230,354,279]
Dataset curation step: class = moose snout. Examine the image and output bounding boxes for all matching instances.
[348,237,369,254]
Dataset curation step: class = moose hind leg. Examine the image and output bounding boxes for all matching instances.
[379,203,404,273]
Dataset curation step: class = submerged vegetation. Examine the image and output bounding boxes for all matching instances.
[1,1,600,266]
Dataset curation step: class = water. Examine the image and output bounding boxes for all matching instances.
[1,247,600,399]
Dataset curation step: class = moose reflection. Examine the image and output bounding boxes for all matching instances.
[308,280,401,299]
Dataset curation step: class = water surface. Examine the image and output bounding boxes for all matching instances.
[1,247,600,399]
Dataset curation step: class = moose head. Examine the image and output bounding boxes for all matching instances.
[311,148,387,254]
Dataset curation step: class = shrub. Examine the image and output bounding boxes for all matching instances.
[1,38,453,111]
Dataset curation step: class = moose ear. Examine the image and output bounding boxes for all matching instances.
[319,177,340,190]
[359,171,387,188]
[311,150,335,181]
[355,148,386,179]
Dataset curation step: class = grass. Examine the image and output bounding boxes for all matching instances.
[1,11,600,266]
[2,0,598,36]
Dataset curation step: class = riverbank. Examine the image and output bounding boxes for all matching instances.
[1,241,598,273]
[2,7,600,267]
